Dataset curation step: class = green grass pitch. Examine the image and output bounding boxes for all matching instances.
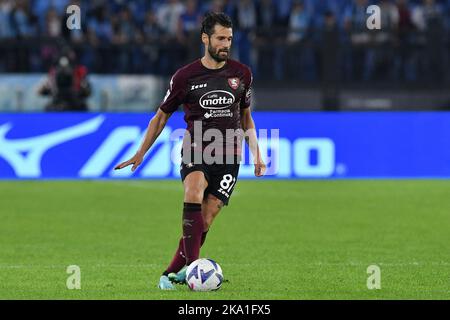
[0,180,449,299]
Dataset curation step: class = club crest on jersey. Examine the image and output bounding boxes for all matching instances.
[228,77,240,90]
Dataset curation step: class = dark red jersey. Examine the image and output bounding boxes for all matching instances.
[159,59,252,156]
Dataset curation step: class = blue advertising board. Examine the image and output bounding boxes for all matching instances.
[0,112,449,179]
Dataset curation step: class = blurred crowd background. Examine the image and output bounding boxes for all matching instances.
[0,0,449,112]
[0,0,449,85]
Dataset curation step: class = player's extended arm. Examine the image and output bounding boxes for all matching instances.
[240,108,266,177]
[114,109,171,172]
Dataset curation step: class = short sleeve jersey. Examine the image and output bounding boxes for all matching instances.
[159,59,253,155]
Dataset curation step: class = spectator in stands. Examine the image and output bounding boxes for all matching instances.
[377,0,399,43]
[126,0,150,25]
[446,0,450,33]
[309,0,342,28]
[319,10,340,110]
[370,0,399,80]
[0,0,14,39]
[39,7,63,72]
[343,0,372,81]
[412,0,446,83]
[178,0,201,40]
[156,0,185,74]
[394,0,415,81]
[43,7,62,38]
[286,0,314,80]
[10,0,38,72]
[177,0,202,64]
[0,0,14,72]
[111,6,138,73]
[138,10,163,73]
[87,5,112,72]
[156,0,185,37]
[256,0,276,31]
[32,0,69,17]
[343,0,369,42]
[233,0,257,67]
[203,0,235,16]
[87,5,112,44]
[0,0,448,85]
[254,0,280,79]
[287,0,310,43]
[411,0,444,32]
[11,0,37,38]
[396,0,413,35]
[141,9,163,40]
[38,47,92,111]
[274,0,293,27]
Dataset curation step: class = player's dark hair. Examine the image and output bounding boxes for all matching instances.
[201,12,233,36]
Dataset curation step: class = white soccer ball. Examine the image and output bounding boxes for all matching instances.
[186,258,223,291]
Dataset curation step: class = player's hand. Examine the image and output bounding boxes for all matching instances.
[114,153,144,172]
[254,158,266,177]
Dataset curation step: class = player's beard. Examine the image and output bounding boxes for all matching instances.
[208,44,229,63]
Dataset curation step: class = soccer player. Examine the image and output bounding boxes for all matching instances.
[114,12,266,290]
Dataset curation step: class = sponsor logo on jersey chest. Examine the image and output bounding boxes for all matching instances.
[199,90,235,110]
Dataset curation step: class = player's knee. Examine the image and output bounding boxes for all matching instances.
[184,186,204,203]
